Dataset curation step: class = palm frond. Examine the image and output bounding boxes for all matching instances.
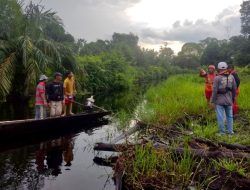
[17,35,33,67]
[23,58,38,96]
[56,43,77,71]
[35,39,62,69]
[32,46,48,72]
[41,10,63,26]
[0,52,16,101]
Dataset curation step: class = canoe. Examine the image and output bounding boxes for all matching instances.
[0,110,111,141]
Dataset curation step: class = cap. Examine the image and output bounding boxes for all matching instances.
[54,72,62,77]
[208,65,215,70]
[39,74,48,81]
[217,62,228,70]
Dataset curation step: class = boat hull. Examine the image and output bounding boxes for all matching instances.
[0,111,111,140]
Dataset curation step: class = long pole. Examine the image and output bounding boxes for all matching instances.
[71,100,107,112]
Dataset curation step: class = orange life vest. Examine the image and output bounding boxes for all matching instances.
[205,73,216,92]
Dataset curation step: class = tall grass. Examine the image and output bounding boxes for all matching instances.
[126,142,197,189]
[139,74,208,125]
[139,73,250,145]
[238,81,250,111]
[122,71,250,189]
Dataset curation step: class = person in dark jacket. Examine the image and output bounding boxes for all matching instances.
[46,72,64,117]
[210,62,237,135]
[228,65,240,115]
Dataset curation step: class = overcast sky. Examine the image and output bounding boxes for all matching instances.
[25,0,242,53]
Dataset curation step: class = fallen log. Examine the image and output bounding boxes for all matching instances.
[111,120,147,143]
[94,142,136,152]
[218,142,250,152]
[93,156,118,167]
[174,148,250,160]
[94,142,250,159]
[193,138,250,152]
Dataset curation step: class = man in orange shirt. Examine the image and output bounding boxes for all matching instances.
[62,71,76,116]
[200,65,216,103]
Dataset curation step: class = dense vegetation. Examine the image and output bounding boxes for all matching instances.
[119,69,250,189]
[1,0,250,104]
[1,1,250,189]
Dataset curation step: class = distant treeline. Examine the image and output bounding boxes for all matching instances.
[0,0,250,102]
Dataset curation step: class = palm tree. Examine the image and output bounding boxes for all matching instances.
[0,2,74,101]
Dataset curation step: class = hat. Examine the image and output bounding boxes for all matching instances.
[208,65,215,70]
[54,72,62,77]
[87,95,95,103]
[217,62,228,70]
[39,74,48,81]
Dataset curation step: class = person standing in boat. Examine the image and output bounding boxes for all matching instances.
[35,74,48,120]
[62,71,76,116]
[47,72,64,117]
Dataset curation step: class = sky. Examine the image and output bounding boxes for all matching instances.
[25,0,242,53]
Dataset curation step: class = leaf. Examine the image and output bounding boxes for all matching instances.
[0,52,16,100]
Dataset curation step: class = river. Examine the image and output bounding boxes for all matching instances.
[0,88,145,190]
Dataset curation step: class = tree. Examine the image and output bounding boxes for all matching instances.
[0,0,24,38]
[0,2,74,101]
[173,54,200,69]
[180,43,202,57]
[240,0,250,36]
[111,33,140,64]
[229,35,250,66]
[79,39,110,56]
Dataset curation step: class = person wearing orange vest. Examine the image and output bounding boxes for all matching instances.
[200,65,216,103]
[228,65,240,115]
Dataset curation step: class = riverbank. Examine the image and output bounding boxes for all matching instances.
[141,73,250,145]
[105,72,250,189]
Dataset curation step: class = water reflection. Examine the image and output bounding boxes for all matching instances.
[35,136,74,176]
[0,84,149,189]
[0,124,116,190]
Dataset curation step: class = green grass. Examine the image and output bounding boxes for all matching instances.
[139,74,208,125]
[122,71,250,189]
[139,73,250,145]
[126,142,197,189]
[213,159,247,177]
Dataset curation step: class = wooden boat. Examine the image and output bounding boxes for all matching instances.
[0,110,111,141]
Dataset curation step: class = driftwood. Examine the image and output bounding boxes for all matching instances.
[94,142,135,152]
[193,138,250,152]
[94,142,250,160]
[111,121,147,143]
[93,156,118,167]
[175,147,250,160]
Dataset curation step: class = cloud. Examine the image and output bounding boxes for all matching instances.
[26,0,141,41]
[25,0,241,53]
[139,6,241,44]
